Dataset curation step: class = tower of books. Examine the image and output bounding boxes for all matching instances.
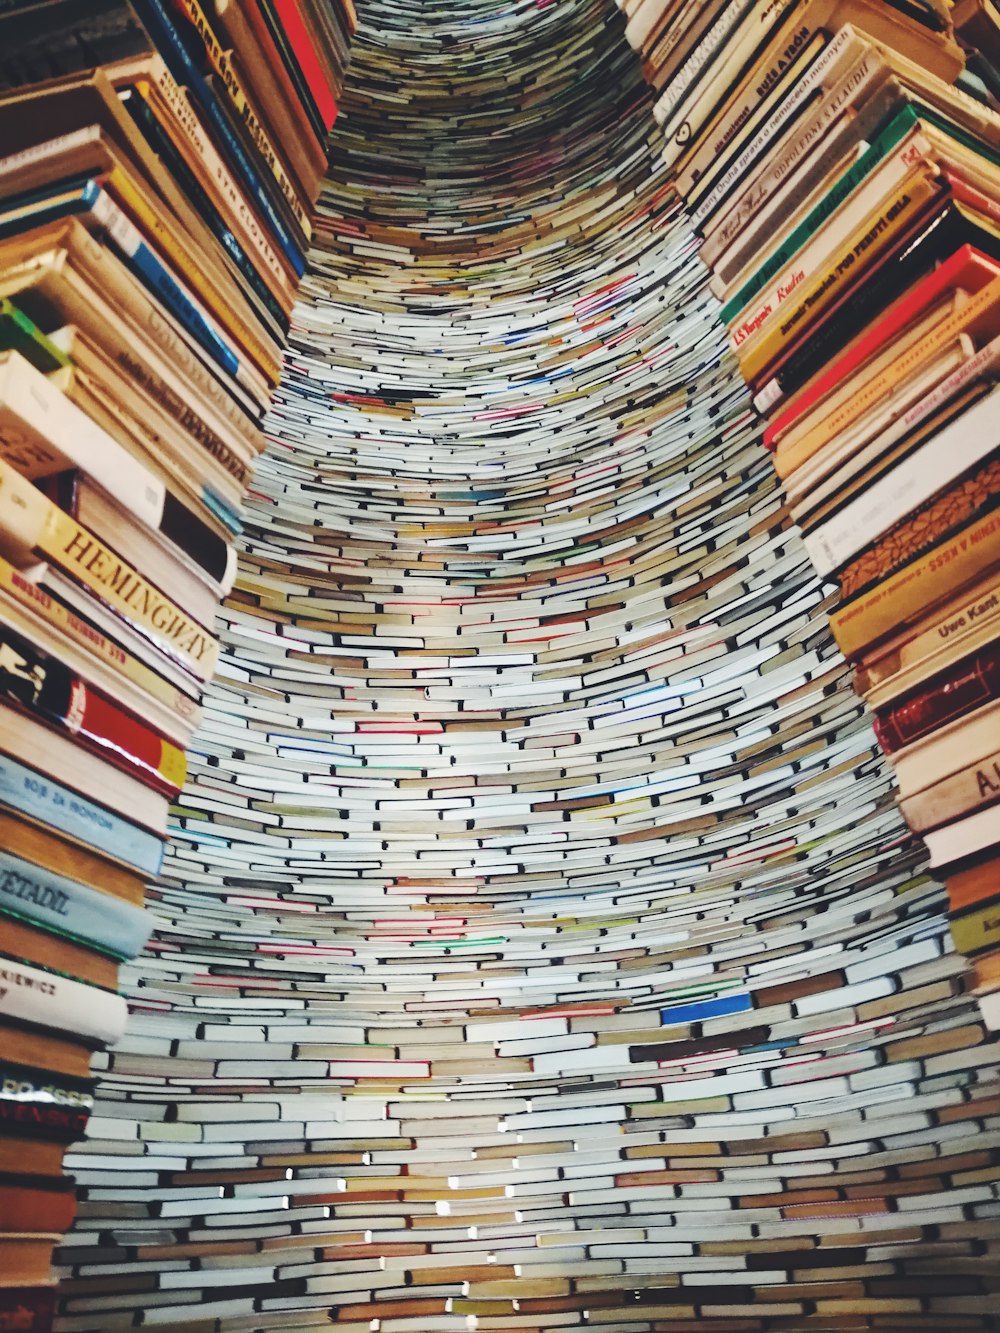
[0,0,354,1327]
[0,0,998,1330]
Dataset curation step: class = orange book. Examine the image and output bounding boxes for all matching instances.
[0,1138,66,1180]
[0,915,120,991]
[947,852,1000,914]
[0,1024,95,1083]
[0,1178,77,1234]
[0,1234,59,1285]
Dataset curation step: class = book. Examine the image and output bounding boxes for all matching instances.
[874,638,1000,753]
[0,348,234,584]
[0,298,67,374]
[0,551,203,744]
[0,912,121,991]
[835,449,1000,601]
[829,507,1000,659]
[0,956,127,1046]
[890,696,1000,795]
[0,1285,55,1329]
[804,386,1000,575]
[0,1059,94,1144]
[945,851,1000,911]
[0,177,274,402]
[856,567,1000,699]
[0,1022,92,1084]
[255,0,340,130]
[0,705,168,840]
[0,749,163,877]
[0,1176,77,1235]
[0,1237,58,1290]
[0,451,219,680]
[0,844,152,959]
[775,276,1000,478]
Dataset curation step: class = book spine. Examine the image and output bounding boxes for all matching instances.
[0,1059,94,1130]
[262,0,339,129]
[950,898,1000,955]
[805,389,1000,575]
[0,454,219,680]
[680,28,827,200]
[739,171,942,383]
[0,299,70,375]
[0,848,152,958]
[168,0,311,228]
[829,509,1000,660]
[0,957,127,1045]
[857,573,1000,695]
[654,0,777,127]
[723,107,923,327]
[84,182,244,383]
[120,87,291,330]
[126,66,297,296]
[684,26,866,212]
[763,244,998,444]
[874,640,1000,753]
[692,41,890,234]
[0,617,188,796]
[0,751,163,877]
[105,164,281,380]
[781,276,1000,476]
[900,750,1000,831]
[0,349,166,529]
[128,0,308,276]
[838,454,1000,600]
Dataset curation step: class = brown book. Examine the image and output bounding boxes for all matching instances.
[0,915,119,991]
[971,946,1000,992]
[0,1023,94,1083]
[0,1234,58,1286]
[0,808,145,906]
[0,1177,77,1234]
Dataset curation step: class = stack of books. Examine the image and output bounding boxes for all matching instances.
[620,0,1000,1028]
[0,0,353,1322]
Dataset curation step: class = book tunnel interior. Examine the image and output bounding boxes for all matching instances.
[1,0,999,1329]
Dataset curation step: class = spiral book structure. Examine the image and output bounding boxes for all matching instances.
[1,0,999,1330]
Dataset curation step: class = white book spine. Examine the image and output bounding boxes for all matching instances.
[0,956,127,1044]
[0,349,165,531]
[804,388,1000,576]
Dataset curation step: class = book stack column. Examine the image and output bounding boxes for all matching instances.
[618,0,1000,1023]
[0,1,354,1326]
[48,1,999,1329]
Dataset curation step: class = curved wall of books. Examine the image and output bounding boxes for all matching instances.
[59,1,999,1329]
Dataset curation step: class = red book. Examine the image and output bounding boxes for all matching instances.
[0,623,186,797]
[763,244,1000,448]
[258,0,339,131]
[874,639,1000,754]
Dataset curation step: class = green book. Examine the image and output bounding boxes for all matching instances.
[721,100,1000,327]
[0,297,70,374]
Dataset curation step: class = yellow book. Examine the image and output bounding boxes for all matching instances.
[829,509,1000,660]
[737,169,942,384]
[0,456,218,680]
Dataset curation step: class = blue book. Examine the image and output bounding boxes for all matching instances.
[0,849,154,960]
[0,179,241,381]
[660,991,752,1026]
[0,753,164,877]
[129,0,306,279]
